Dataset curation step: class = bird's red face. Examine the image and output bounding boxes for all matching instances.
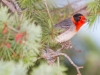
[72,13,87,31]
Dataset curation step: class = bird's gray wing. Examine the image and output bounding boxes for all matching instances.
[54,18,74,34]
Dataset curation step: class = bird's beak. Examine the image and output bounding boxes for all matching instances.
[84,19,89,23]
[86,19,89,22]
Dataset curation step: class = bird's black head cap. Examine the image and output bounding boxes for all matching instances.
[73,13,83,22]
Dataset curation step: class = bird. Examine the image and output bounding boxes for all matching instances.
[54,13,87,43]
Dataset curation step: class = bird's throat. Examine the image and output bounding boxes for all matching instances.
[75,21,84,31]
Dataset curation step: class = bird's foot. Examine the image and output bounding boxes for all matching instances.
[70,46,82,53]
[60,41,81,53]
[60,41,71,49]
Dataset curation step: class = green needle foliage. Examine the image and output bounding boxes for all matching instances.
[0,61,27,75]
[0,4,42,67]
[87,0,100,26]
[31,63,67,75]
[0,3,68,75]
[17,0,73,48]
[0,60,67,75]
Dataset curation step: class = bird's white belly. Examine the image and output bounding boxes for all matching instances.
[55,29,77,43]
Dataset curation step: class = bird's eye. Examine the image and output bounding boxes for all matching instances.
[78,17,81,20]
[79,16,81,19]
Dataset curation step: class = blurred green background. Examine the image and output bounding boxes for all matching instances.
[1,0,100,75]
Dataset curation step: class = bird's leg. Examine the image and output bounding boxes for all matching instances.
[70,45,82,53]
[61,41,71,49]
[60,41,81,52]
[56,41,70,53]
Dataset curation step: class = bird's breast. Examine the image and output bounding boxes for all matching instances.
[55,27,77,43]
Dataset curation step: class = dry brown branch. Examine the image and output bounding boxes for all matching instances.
[62,0,82,9]
[42,50,83,75]
[43,0,54,24]
[50,0,88,17]
[57,57,60,67]
[43,0,51,19]
[2,0,17,13]
[42,43,83,75]
[74,5,87,13]
[1,0,22,15]
[11,0,22,13]
[50,0,82,13]
[58,53,83,75]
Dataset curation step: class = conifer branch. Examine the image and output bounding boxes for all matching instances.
[8,26,19,33]
[11,0,22,13]
[2,0,22,15]
[43,0,51,19]
[50,0,81,13]
[2,0,17,13]
[74,5,87,14]
[57,57,60,67]
[43,0,54,24]
[58,53,83,75]
[42,42,83,75]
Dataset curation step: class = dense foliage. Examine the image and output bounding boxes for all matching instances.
[0,0,100,75]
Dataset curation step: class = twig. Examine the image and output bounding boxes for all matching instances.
[50,0,81,13]
[8,26,19,33]
[43,0,54,24]
[42,45,83,75]
[43,0,51,19]
[63,0,82,9]
[56,47,64,52]
[57,57,60,67]
[74,5,87,13]
[71,46,82,53]
[2,0,17,13]
[2,0,22,16]
[46,51,83,75]
[58,53,83,75]
[11,0,22,13]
